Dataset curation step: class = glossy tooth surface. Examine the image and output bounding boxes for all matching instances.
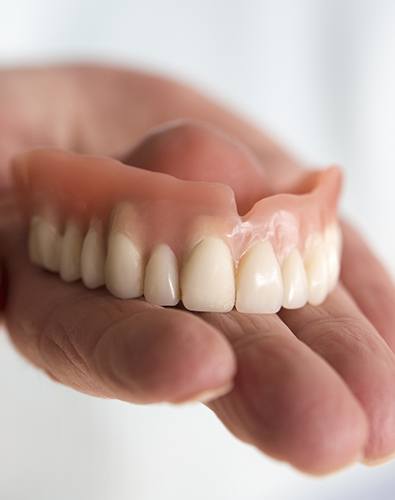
[282,248,308,309]
[181,237,235,312]
[81,220,106,289]
[326,243,340,292]
[325,224,342,291]
[28,216,42,265]
[105,232,143,299]
[304,234,328,306]
[327,222,342,253]
[144,244,179,306]
[236,240,283,314]
[35,216,61,272]
[60,221,84,282]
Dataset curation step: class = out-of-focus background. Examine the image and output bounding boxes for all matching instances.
[1,1,395,499]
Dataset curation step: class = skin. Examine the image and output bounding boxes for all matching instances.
[1,65,395,474]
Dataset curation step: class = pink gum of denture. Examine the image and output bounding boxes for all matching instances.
[13,148,341,263]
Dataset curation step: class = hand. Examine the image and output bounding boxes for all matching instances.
[2,65,395,475]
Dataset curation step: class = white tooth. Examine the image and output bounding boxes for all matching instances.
[236,240,283,314]
[28,216,42,265]
[105,232,143,299]
[181,237,235,312]
[144,244,179,306]
[325,243,340,292]
[326,222,342,253]
[60,221,84,282]
[304,234,328,305]
[35,216,61,272]
[282,248,308,309]
[81,220,106,289]
[325,224,342,291]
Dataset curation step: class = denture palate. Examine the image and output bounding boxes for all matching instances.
[14,149,342,314]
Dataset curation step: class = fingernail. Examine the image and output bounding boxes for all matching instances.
[174,382,234,405]
[0,261,7,310]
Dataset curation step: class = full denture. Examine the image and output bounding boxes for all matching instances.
[13,148,342,313]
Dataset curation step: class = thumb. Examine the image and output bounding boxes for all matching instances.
[126,119,307,207]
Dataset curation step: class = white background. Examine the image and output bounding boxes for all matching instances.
[1,1,395,499]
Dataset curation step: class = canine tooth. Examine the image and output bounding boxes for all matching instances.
[105,232,143,299]
[144,244,179,306]
[35,216,61,272]
[181,237,235,312]
[28,216,42,265]
[60,221,83,282]
[236,240,283,314]
[282,248,308,309]
[81,220,105,289]
[304,234,328,305]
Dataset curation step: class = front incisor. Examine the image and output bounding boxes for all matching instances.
[144,244,180,306]
[236,240,283,314]
[181,237,235,312]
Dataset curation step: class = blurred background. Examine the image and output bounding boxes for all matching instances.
[1,0,395,498]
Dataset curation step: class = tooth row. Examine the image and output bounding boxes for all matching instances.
[28,216,341,313]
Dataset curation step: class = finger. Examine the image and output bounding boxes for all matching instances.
[201,311,367,475]
[122,121,368,473]
[125,120,272,214]
[4,228,236,404]
[340,220,395,352]
[126,95,395,358]
[0,65,299,186]
[279,286,395,463]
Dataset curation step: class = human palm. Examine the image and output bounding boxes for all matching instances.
[2,65,395,474]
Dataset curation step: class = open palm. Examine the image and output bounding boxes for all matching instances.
[2,65,395,474]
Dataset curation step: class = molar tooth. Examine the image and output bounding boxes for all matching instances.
[181,237,235,312]
[35,215,61,272]
[236,240,283,314]
[28,216,42,265]
[105,232,143,299]
[144,244,180,306]
[81,219,106,289]
[60,221,84,282]
[304,234,328,306]
[282,248,308,309]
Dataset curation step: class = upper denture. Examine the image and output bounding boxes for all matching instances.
[13,148,342,313]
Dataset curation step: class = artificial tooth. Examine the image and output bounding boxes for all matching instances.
[81,220,106,289]
[236,240,283,314]
[35,216,61,272]
[304,234,328,305]
[105,232,143,299]
[28,216,42,265]
[282,248,308,309]
[326,222,342,253]
[181,237,235,312]
[325,224,342,291]
[60,221,84,282]
[144,244,180,306]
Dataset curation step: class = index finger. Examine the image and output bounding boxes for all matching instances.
[3,220,236,404]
